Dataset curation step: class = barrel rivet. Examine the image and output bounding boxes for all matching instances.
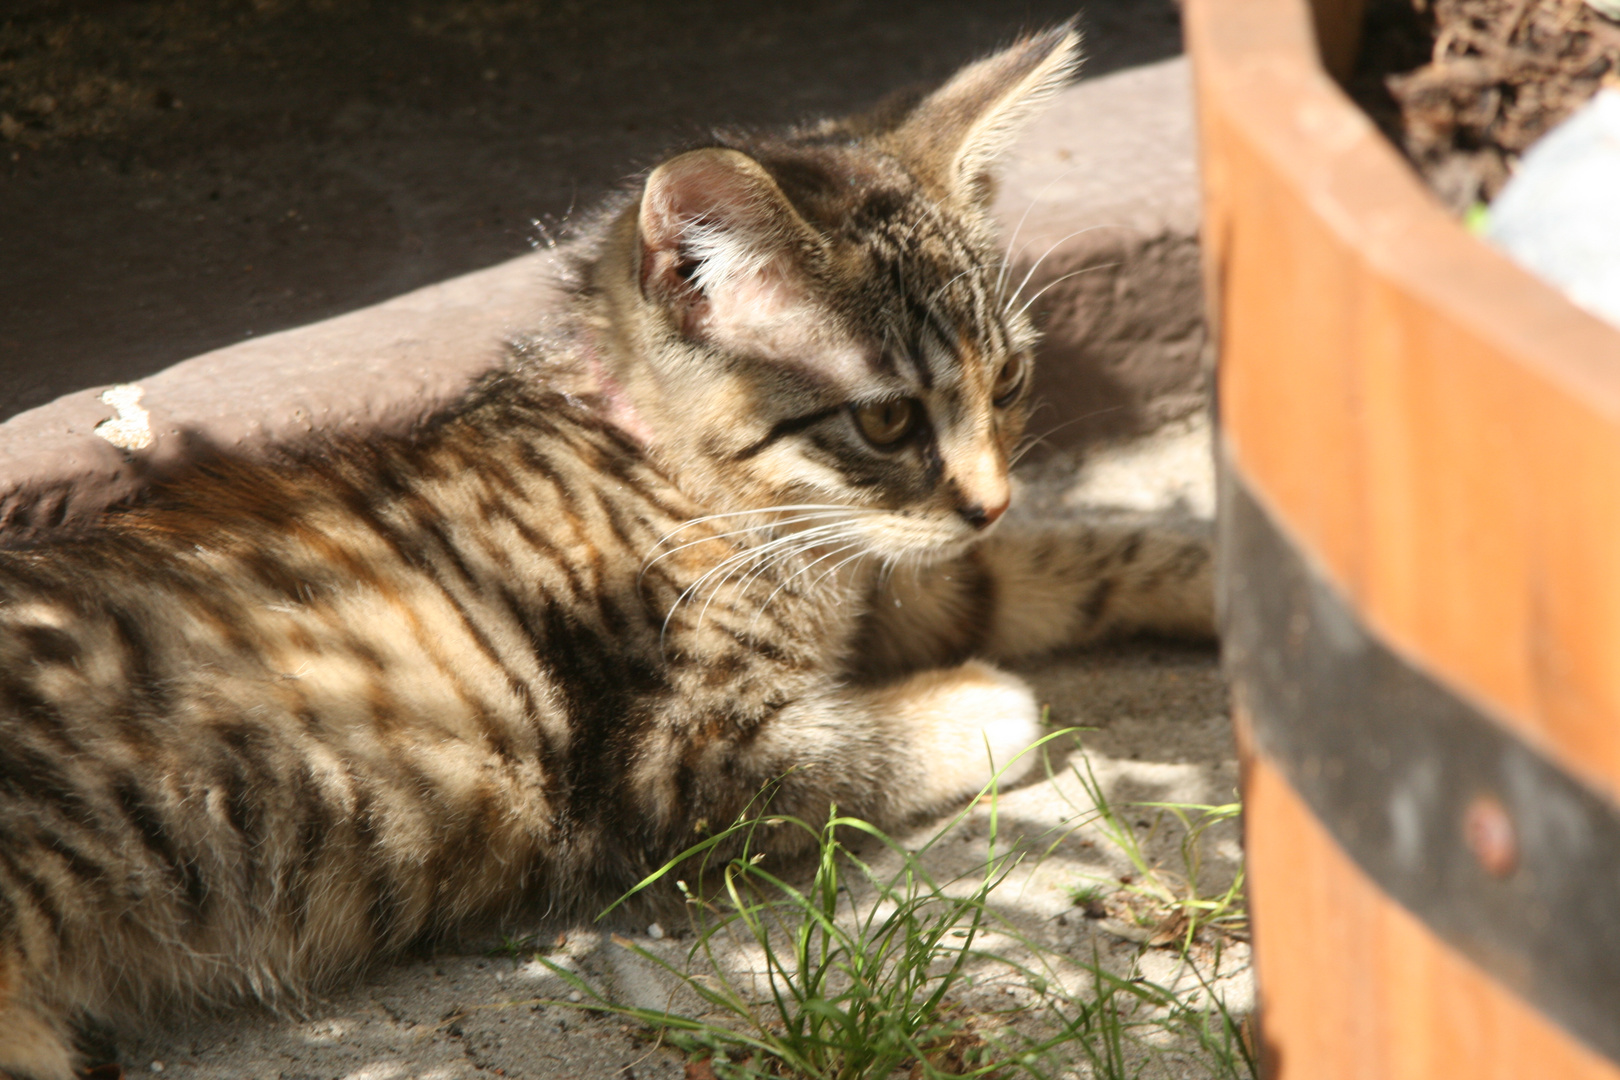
[1464,794,1517,878]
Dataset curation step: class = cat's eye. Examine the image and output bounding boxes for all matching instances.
[853,398,919,447]
[991,354,1030,407]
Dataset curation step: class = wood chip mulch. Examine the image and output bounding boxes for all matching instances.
[1351,0,1620,210]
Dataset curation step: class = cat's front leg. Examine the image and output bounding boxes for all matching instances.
[976,522,1215,658]
[717,660,1044,838]
[852,523,1214,676]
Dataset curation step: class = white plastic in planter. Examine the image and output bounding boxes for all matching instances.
[1487,89,1620,331]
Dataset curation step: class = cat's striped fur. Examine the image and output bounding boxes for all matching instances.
[0,26,1211,1078]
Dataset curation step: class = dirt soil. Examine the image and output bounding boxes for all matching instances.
[1351,0,1620,211]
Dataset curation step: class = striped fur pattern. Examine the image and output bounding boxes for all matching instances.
[0,26,1212,1077]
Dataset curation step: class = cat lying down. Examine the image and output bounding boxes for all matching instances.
[0,25,1211,1078]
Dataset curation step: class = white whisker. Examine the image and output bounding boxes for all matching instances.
[1013,263,1121,321]
[651,504,856,545]
[1002,226,1126,314]
[926,265,979,308]
[732,524,868,615]
[1008,406,1126,465]
[733,532,866,637]
[753,539,864,624]
[994,164,1090,301]
[727,524,868,638]
[812,546,873,590]
[658,520,862,646]
[640,511,854,581]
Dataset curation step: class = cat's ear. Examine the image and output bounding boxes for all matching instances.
[636,148,819,340]
[888,24,1081,208]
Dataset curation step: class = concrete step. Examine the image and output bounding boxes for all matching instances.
[0,57,1202,538]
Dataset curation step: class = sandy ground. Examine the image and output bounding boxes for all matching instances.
[115,416,1246,1080]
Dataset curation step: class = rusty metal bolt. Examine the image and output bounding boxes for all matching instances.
[1464,794,1518,878]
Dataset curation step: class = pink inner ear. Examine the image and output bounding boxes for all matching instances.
[634,149,871,384]
[637,149,772,301]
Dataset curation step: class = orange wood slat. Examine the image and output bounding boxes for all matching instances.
[1241,722,1620,1080]
[1189,0,1620,1071]
[1188,0,1620,804]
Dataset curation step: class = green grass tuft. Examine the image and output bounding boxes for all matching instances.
[535,735,1254,1079]
[1058,750,1247,955]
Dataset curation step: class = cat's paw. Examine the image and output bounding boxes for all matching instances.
[887,660,1044,809]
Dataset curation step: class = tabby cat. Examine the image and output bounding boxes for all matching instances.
[0,26,1211,1078]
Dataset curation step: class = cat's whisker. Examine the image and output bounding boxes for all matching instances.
[1000,226,1125,314]
[1012,262,1121,321]
[1002,219,1122,282]
[671,536,799,611]
[715,537,823,621]
[884,550,923,594]
[878,550,918,605]
[646,513,850,565]
[674,502,860,527]
[651,504,855,546]
[659,520,862,644]
[724,527,868,637]
[895,215,927,250]
[660,546,773,647]
[728,529,848,605]
[925,266,978,308]
[744,519,868,588]
[1008,406,1125,466]
[1009,437,1047,467]
[811,545,874,591]
[1000,223,1128,310]
[878,552,900,591]
[994,163,1090,300]
[752,538,866,623]
[785,541,866,599]
[640,511,855,581]
[1023,397,1062,423]
[716,537,855,637]
[642,504,876,586]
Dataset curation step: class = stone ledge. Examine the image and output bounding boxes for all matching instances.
[0,57,1201,540]
[995,56,1205,451]
[0,254,567,538]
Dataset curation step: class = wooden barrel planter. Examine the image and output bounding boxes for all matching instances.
[1186,0,1620,1076]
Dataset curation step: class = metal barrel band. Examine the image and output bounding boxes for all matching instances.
[1221,458,1620,1067]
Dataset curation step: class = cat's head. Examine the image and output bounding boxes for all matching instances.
[584,25,1080,565]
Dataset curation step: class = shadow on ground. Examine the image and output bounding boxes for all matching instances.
[0,0,1181,421]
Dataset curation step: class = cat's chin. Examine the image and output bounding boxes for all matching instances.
[853,515,993,567]
[866,533,984,568]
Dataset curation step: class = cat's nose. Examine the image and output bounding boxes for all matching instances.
[958,494,1010,530]
[953,453,1010,529]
